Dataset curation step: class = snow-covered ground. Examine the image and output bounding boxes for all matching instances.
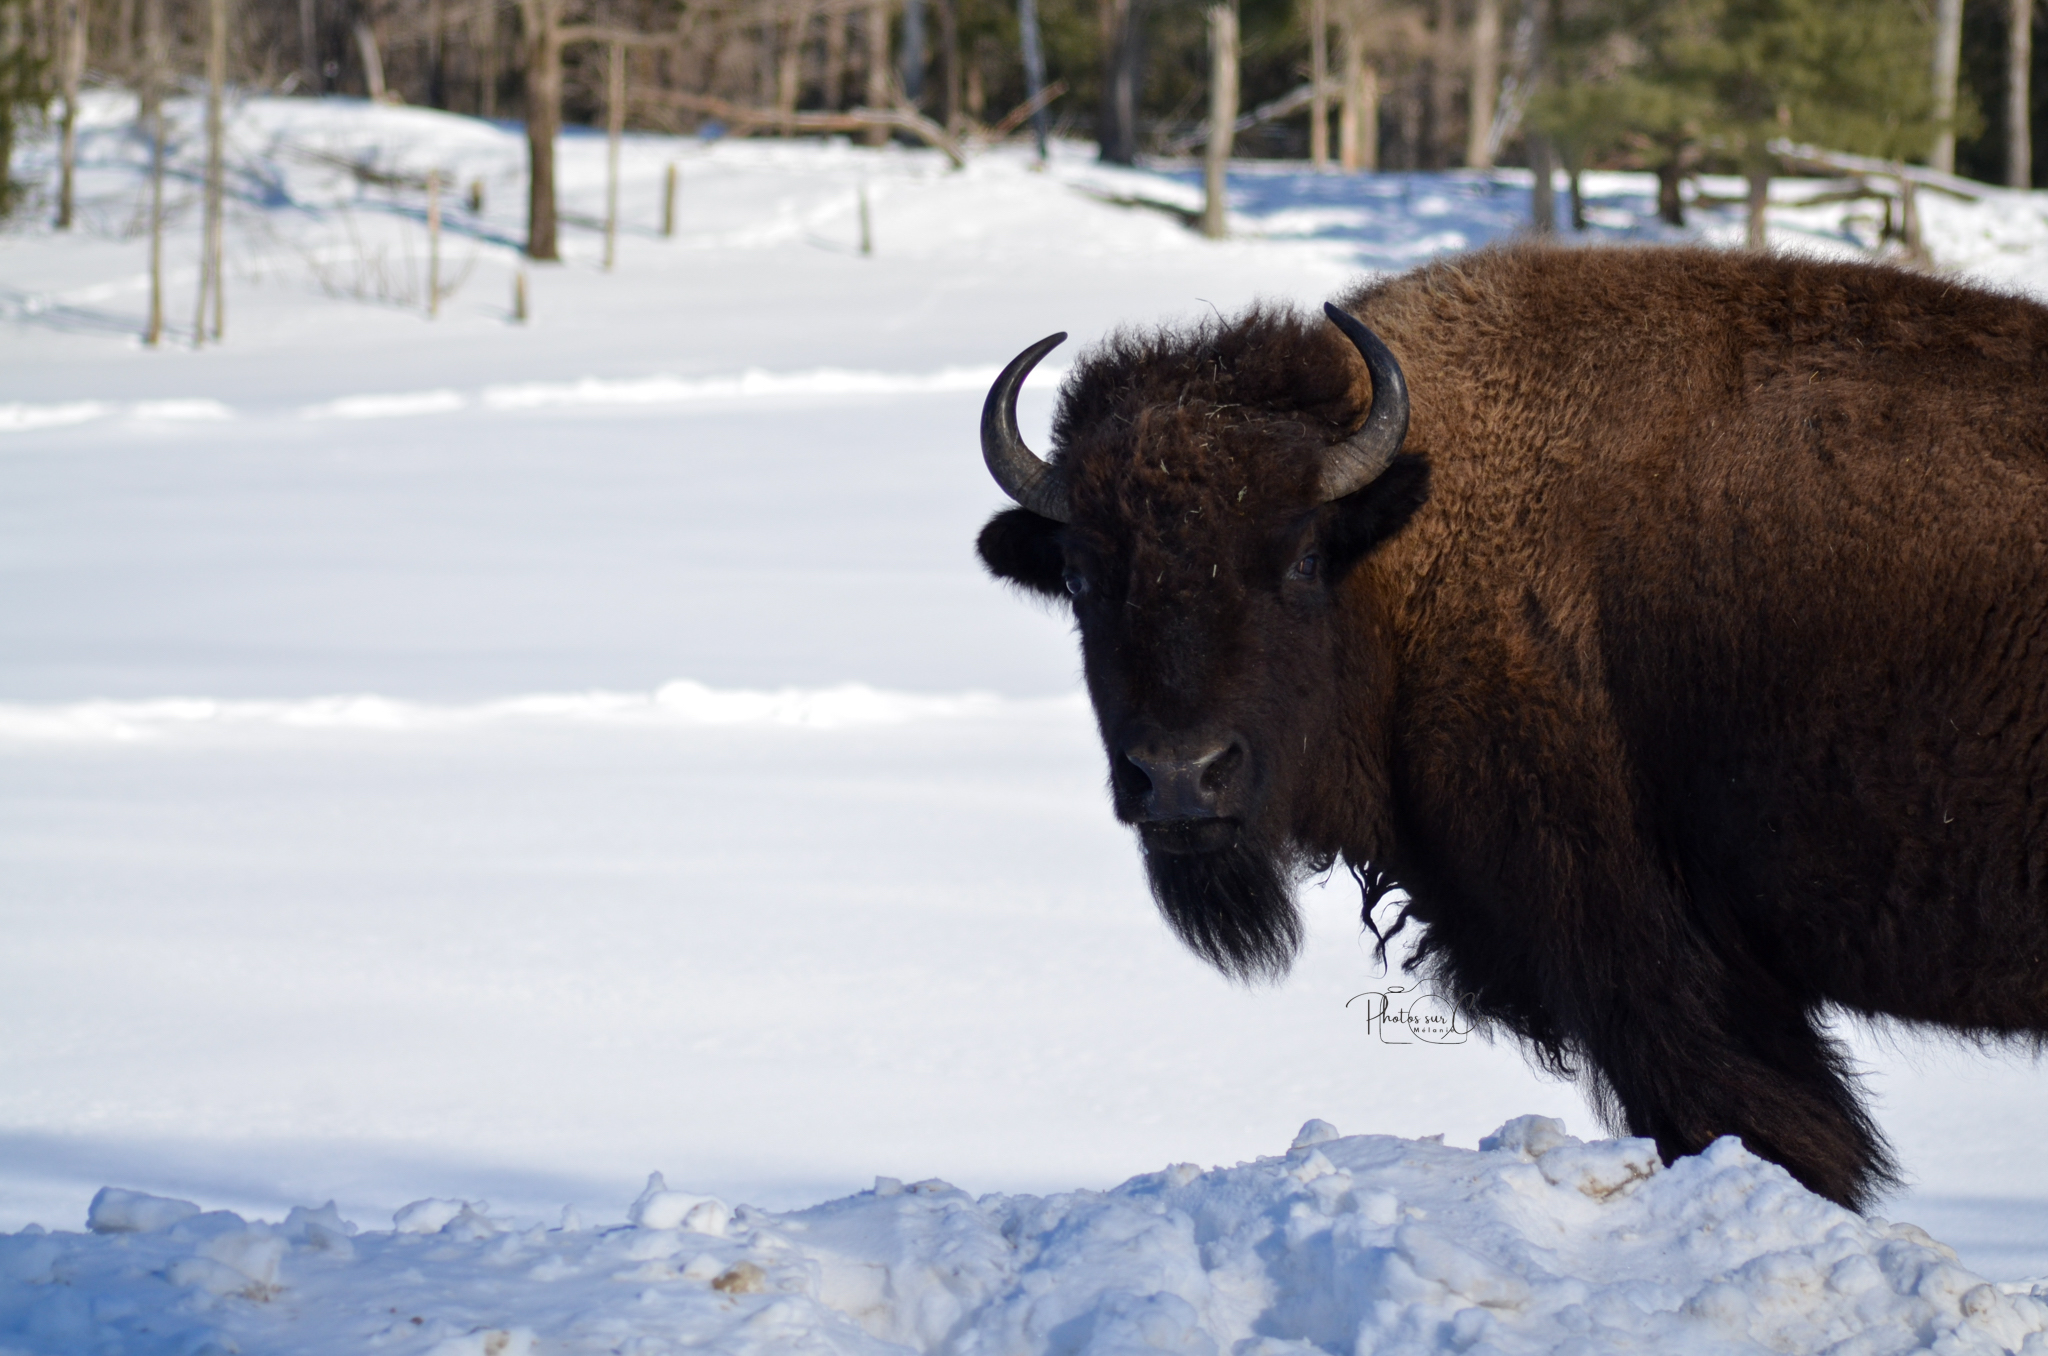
[5,93,2048,1352]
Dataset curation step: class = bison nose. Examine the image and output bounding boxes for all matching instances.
[1121,736,1247,820]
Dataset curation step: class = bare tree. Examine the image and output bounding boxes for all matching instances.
[1930,0,1961,172]
[520,0,563,259]
[823,2,846,108]
[143,0,163,343]
[1201,0,1235,236]
[777,0,812,121]
[1308,0,1328,166]
[194,0,226,345]
[1017,0,1049,156]
[863,0,887,142]
[2011,0,2034,187]
[900,0,922,101]
[604,35,620,267]
[1466,0,1498,168]
[1339,0,1374,171]
[1098,0,1140,163]
[353,18,386,100]
[1427,0,1454,166]
[54,0,81,228]
[478,0,498,116]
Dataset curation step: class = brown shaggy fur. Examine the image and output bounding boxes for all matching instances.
[977,242,2048,1210]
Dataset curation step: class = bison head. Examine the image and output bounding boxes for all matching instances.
[975,302,1430,980]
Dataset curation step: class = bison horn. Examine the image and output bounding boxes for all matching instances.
[981,332,1073,523]
[1319,301,1411,502]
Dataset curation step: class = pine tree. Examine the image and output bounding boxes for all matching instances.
[0,0,51,218]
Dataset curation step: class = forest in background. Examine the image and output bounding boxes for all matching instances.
[1,0,2044,246]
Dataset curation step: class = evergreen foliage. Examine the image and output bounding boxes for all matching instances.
[0,0,51,218]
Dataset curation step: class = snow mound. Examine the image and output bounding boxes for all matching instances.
[7,1122,2046,1355]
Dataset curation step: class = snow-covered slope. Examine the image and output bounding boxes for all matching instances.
[7,94,2048,1350]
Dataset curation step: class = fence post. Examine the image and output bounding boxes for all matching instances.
[663,162,678,237]
[427,170,442,317]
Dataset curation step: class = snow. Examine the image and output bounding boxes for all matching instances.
[9,1125,2048,1355]
[6,91,2048,1351]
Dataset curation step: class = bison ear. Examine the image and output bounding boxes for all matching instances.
[1325,454,1431,580]
[978,508,1068,599]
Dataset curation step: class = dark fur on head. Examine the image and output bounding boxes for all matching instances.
[980,303,1429,984]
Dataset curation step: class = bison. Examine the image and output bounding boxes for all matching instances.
[973,243,2048,1210]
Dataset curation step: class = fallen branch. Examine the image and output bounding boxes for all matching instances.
[1765,139,1986,203]
[641,90,966,169]
[1165,79,1339,156]
[282,142,442,192]
[985,79,1066,141]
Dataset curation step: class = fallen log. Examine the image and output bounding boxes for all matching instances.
[640,90,965,169]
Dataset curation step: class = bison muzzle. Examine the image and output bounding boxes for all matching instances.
[972,243,2048,1211]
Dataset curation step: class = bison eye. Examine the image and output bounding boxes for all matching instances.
[1290,553,1319,581]
[1063,569,1091,598]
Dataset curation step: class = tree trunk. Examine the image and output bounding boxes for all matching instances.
[1527,133,1554,232]
[297,0,315,89]
[1339,5,1372,171]
[2010,0,2034,187]
[198,0,226,344]
[604,38,621,269]
[936,0,959,130]
[0,6,18,216]
[1097,0,1139,164]
[778,0,812,119]
[863,0,888,143]
[521,0,561,260]
[1656,153,1684,227]
[900,0,924,104]
[353,19,386,100]
[1525,0,1550,231]
[1428,0,1453,167]
[1017,0,1050,157]
[478,0,498,117]
[824,3,847,109]
[56,0,83,229]
[144,0,164,344]
[113,0,134,78]
[428,0,446,107]
[1201,1,1235,238]
[1465,0,1497,168]
[1745,166,1769,251]
[1308,0,1327,167]
[1931,0,1962,173]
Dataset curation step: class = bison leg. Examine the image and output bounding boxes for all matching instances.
[1581,969,1897,1210]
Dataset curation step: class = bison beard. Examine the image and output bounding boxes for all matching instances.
[1142,837,1303,982]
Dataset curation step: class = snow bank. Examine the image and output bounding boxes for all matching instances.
[0,363,1062,432]
[0,680,1033,741]
[7,1122,2046,1355]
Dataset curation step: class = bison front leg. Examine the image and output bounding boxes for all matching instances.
[1576,960,1898,1210]
[1398,705,1897,1209]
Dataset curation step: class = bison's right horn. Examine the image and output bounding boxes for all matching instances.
[1319,302,1411,502]
[981,332,1073,523]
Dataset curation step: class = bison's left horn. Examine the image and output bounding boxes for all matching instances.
[981,332,1073,523]
[1319,302,1411,502]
